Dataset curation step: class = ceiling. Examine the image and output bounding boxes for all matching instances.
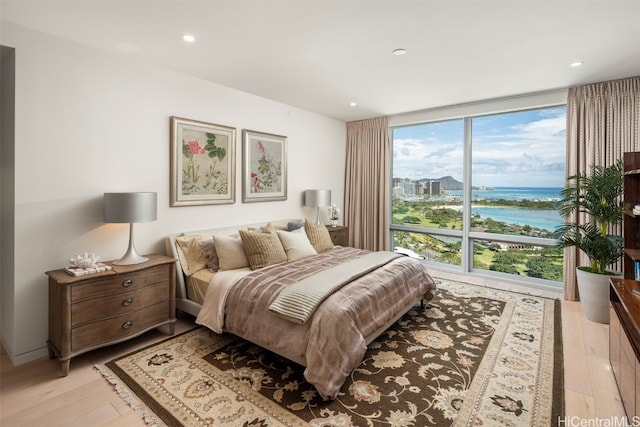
[2,1,640,122]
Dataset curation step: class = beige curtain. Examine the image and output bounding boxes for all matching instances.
[345,117,390,251]
[564,76,640,300]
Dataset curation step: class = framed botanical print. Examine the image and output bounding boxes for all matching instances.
[242,129,287,203]
[170,116,236,206]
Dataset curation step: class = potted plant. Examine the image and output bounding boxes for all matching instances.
[555,160,624,323]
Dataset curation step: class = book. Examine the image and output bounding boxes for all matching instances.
[635,260,640,282]
[64,262,112,276]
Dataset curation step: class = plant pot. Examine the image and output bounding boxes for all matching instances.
[576,267,621,324]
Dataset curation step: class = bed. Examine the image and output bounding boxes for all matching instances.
[165,219,437,399]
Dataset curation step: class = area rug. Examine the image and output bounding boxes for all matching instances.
[96,279,563,426]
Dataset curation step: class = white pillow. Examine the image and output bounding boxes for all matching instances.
[213,234,249,270]
[276,228,317,261]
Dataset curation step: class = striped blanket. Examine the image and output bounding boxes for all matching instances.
[268,251,401,324]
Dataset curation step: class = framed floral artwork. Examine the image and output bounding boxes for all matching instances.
[242,129,287,203]
[170,116,236,206]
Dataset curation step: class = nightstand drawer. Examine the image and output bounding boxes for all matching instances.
[71,281,170,325]
[71,265,170,301]
[71,301,170,351]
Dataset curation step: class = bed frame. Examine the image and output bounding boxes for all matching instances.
[164,218,425,366]
[164,219,297,317]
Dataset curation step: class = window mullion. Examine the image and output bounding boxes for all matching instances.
[462,117,473,273]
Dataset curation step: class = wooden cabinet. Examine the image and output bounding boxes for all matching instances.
[623,151,640,280]
[609,152,640,418]
[327,225,349,247]
[46,254,176,376]
[610,279,640,418]
[636,358,640,414]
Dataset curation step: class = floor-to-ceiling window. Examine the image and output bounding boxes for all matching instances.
[392,119,465,265]
[390,95,566,290]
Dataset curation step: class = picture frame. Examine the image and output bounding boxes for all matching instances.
[170,116,236,206]
[242,129,287,203]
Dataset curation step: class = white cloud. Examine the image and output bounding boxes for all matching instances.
[393,110,566,187]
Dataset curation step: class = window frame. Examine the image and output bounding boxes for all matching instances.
[389,90,567,292]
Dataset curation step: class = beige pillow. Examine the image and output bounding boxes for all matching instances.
[239,227,287,270]
[175,235,207,276]
[277,228,317,261]
[304,219,334,253]
[213,234,249,270]
[198,238,219,271]
[247,222,277,233]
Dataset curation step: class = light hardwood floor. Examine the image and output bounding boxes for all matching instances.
[0,276,626,427]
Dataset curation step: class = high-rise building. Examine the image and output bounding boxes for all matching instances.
[427,180,442,196]
[392,178,442,197]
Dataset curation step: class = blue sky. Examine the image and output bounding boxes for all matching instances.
[392,106,567,187]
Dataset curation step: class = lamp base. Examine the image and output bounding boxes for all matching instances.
[112,222,149,265]
[112,253,149,265]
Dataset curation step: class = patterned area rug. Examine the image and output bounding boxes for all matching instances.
[97,279,563,426]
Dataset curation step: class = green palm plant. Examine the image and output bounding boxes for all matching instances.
[554,160,624,274]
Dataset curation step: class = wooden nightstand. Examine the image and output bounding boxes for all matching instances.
[46,254,176,376]
[327,225,349,247]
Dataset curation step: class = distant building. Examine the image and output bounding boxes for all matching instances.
[425,180,442,196]
[392,178,442,197]
[392,179,416,196]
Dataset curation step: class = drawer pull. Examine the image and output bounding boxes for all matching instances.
[122,321,133,329]
[122,279,133,287]
[122,298,134,306]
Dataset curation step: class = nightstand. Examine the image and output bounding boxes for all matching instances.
[327,225,349,247]
[46,254,176,376]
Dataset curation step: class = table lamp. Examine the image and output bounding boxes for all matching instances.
[103,192,157,265]
[304,189,331,224]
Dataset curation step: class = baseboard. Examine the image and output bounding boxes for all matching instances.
[2,341,49,367]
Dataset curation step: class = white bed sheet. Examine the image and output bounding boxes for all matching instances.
[195,267,252,333]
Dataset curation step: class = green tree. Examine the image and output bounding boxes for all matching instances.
[526,257,563,281]
[403,216,421,224]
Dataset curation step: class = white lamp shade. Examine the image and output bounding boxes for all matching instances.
[103,192,157,223]
[304,189,331,208]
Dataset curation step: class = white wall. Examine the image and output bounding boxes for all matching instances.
[0,22,346,365]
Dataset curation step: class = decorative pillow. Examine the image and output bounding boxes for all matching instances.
[304,219,334,253]
[239,227,288,270]
[276,228,317,261]
[174,235,207,276]
[247,223,276,233]
[287,221,304,231]
[213,234,250,271]
[198,238,219,272]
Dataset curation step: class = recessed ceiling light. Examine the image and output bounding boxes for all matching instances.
[350,102,357,107]
[570,61,583,67]
[182,34,196,43]
[392,48,407,56]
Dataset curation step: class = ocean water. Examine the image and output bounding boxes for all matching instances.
[471,206,563,231]
[447,187,563,231]
[446,187,562,201]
